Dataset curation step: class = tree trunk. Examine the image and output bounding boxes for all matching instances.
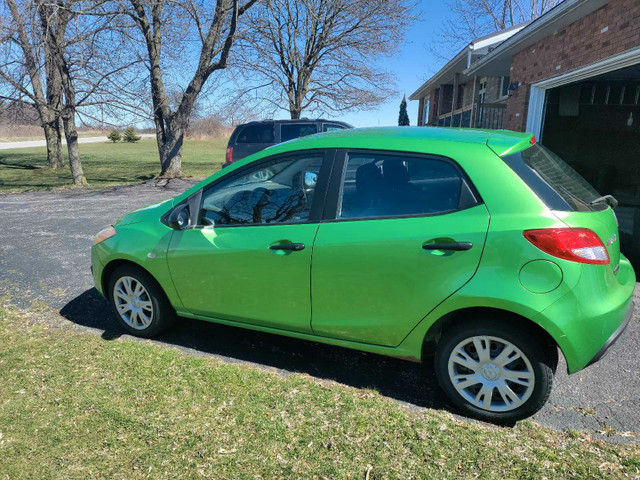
[43,120,64,169]
[159,124,184,178]
[62,112,87,186]
[53,118,64,167]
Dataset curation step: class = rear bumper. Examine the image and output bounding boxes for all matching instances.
[586,301,634,367]
[534,256,636,373]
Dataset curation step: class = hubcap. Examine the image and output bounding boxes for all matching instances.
[447,335,535,412]
[112,276,154,330]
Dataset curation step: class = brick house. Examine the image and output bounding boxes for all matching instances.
[411,24,528,129]
[410,0,640,264]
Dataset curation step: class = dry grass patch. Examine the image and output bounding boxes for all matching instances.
[0,306,638,479]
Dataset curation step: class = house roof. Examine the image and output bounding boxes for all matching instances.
[464,0,608,77]
[408,23,529,101]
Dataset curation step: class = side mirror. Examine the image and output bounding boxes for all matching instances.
[304,171,318,188]
[167,204,190,230]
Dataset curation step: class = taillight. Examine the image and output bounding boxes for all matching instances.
[226,147,233,164]
[523,228,609,265]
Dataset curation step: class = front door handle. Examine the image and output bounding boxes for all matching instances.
[269,243,305,252]
[422,242,473,251]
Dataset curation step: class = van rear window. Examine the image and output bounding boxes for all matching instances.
[501,144,604,212]
[237,124,274,144]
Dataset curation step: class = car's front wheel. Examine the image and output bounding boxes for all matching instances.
[108,265,175,338]
[434,317,557,424]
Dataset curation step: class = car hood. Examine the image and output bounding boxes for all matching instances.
[115,197,175,227]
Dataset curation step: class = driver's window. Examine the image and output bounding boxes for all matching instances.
[200,154,324,226]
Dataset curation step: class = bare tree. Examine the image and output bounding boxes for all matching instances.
[123,0,257,178]
[435,0,560,59]
[0,0,143,185]
[37,0,87,184]
[239,0,415,120]
[0,0,65,169]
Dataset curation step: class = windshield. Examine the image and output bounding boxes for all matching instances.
[501,143,604,212]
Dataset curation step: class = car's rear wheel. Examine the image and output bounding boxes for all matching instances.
[108,265,175,338]
[434,317,557,424]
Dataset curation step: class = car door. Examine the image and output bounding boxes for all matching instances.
[310,150,490,347]
[167,150,333,333]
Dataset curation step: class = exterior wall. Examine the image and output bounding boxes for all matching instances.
[461,80,475,107]
[427,89,438,125]
[441,85,454,114]
[506,0,640,131]
[483,77,507,103]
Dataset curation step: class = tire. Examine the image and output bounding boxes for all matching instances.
[434,317,558,424]
[107,264,176,338]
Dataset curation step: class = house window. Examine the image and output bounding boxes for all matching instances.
[423,99,429,125]
[500,76,511,98]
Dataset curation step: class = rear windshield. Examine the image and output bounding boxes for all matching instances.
[501,143,604,212]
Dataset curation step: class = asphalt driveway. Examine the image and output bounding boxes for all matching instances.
[0,181,638,442]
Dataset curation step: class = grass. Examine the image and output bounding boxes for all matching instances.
[0,306,638,479]
[0,137,226,194]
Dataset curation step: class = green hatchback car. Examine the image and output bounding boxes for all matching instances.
[91,127,635,423]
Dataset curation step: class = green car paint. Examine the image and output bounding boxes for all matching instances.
[92,127,635,374]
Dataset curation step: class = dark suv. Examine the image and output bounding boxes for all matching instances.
[224,118,352,167]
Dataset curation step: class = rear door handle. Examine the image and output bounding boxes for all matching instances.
[422,242,473,251]
[269,243,305,252]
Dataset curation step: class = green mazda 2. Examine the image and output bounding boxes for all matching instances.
[91,127,635,423]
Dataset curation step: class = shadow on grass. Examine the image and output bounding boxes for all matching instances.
[0,159,41,170]
[60,288,453,413]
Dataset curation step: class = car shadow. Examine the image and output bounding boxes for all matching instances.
[60,288,454,413]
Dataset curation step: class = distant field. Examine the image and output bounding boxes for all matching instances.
[0,138,226,193]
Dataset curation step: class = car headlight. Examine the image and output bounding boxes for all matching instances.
[94,226,117,245]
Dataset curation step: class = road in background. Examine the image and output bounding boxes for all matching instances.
[0,133,156,150]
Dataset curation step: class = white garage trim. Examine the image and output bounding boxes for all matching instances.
[526,46,640,139]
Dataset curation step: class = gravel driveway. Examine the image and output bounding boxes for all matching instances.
[0,181,638,442]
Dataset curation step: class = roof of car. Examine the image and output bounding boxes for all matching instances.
[265,126,534,157]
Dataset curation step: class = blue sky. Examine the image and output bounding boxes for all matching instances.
[338,1,454,128]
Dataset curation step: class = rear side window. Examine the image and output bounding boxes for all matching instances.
[501,144,603,212]
[338,152,478,219]
[236,124,274,144]
[322,123,346,132]
[281,124,318,142]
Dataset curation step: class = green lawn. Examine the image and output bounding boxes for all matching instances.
[0,137,226,194]
[0,306,638,479]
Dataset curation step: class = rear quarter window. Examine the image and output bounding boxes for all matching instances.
[281,124,318,142]
[501,144,604,212]
[236,124,275,144]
